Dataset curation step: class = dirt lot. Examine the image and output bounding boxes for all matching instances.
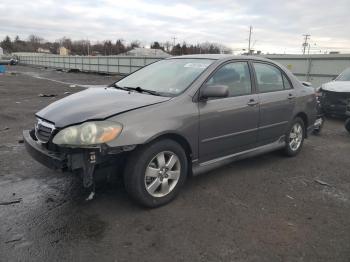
[0,65,350,262]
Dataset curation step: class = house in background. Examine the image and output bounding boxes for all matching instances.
[37,47,51,54]
[91,51,101,56]
[58,46,70,56]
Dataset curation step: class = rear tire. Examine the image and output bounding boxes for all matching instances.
[283,117,305,157]
[124,139,188,208]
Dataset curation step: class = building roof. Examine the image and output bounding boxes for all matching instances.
[124,47,170,57]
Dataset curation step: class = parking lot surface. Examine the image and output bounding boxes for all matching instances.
[1,66,350,262]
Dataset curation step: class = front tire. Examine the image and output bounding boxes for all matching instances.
[283,117,305,157]
[124,139,188,208]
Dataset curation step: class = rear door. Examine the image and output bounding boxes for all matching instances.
[198,61,260,163]
[252,62,296,144]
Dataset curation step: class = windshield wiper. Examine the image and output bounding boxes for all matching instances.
[113,84,162,96]
[124,86,162,96]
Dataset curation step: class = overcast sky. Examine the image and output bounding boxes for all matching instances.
[0,0,349,54]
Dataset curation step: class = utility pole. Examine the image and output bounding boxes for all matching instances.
[248,26,252,55]
[87,39,90,56]
[302,34,310,55]
[171,36,177,55]
[171,36,177,48]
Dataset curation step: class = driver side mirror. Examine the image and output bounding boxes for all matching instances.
[200,84,229,100]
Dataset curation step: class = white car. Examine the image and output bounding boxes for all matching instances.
[320,68,350,117]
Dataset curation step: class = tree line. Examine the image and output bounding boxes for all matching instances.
[0,35,231,56]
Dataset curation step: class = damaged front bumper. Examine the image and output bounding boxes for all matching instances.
[23,129,132,188]
[23,130,67,170]
[321,90,350,117]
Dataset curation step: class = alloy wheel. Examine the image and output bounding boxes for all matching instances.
[144,151,181,197]
[289,123,303,151]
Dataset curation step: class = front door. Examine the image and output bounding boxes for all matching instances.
[198,61,260,163]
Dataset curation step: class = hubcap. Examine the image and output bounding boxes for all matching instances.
[289,123,303,151]
[144,151,181,197]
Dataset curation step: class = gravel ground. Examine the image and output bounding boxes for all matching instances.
[0,65,350,262]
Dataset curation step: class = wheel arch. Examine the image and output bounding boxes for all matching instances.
[143,132,194,176]
[144,132,193,161]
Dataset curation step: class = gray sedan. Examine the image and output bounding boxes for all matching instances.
[23,55,318,207]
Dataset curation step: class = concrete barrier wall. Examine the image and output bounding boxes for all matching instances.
[17,53,350,87]
[18,55,164,75]
[265,54,350,87]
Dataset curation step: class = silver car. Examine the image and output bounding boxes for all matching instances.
[23,55,318,207]
[319,67,350,117]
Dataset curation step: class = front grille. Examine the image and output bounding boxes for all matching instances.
[35,119,55,143]
[322,90,350,106]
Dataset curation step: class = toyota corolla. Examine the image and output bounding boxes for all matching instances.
[23,55,318,207]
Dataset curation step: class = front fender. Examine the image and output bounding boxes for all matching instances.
[106,97,200,159]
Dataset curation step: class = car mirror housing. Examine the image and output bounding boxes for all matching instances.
[200,85,229,99]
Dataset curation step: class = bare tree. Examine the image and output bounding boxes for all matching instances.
[1,35,230,56]
[130,40,141,49]
[163,41,171,53]
[115,39,126,55]
[27,34,44,52]
[1,36,13,53]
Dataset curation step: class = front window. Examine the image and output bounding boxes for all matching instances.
[206,62,252,97]
[116,59,214,96]
[335,68,350,81]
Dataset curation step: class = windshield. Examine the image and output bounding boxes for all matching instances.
[335,68,350,81]
[115,58,214,96]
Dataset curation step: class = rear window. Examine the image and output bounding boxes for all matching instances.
[253,63,284,93]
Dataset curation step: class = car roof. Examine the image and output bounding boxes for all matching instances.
[168,54,272,62]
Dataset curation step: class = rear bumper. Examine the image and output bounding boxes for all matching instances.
[23,130,67,170]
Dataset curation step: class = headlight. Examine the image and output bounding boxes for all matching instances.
[53,121,123,146]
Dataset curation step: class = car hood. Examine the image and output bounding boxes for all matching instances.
[36,88,171,128]
[321,81,350,92]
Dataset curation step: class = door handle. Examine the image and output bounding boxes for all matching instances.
[288,93,296,100]
[247,99,259,106]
